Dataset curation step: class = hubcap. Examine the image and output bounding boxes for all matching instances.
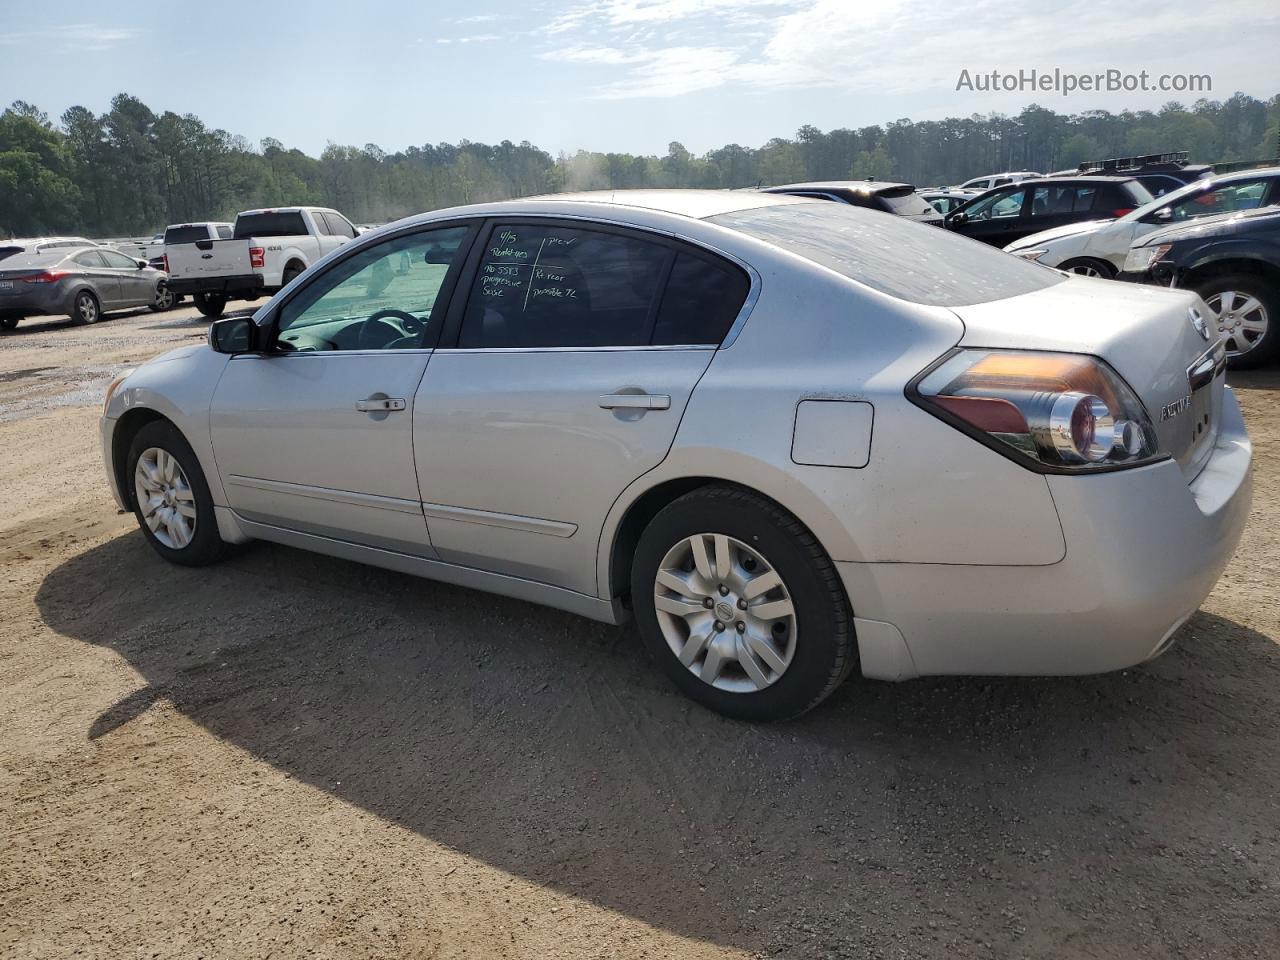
[79,296,96,322]
[1205,290,1269,358]
[133,447,197,549]
[1069,263,1104,278]
[653,533,797,693]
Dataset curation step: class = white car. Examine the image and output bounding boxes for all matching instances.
[958,171,1042,191]
[1005,169,1280,277]
[100,191,1251,721]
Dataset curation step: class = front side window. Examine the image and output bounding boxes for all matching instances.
[962,187,1025,222]
[322,212,358,239]
[275,225,471,351]
[458,223,669,349]
[1167,180,1270,221]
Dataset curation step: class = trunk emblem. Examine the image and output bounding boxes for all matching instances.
[1161,395,1193,421]
[1189,306,1209,341]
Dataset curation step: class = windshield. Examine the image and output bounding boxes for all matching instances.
[712,202,1064,306]
[879,188,940,217]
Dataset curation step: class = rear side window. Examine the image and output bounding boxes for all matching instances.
[165,225,213,245]
[100,250,139,268]
[1029,184,1096,217]
[234,212,308,239]
[653,253,749,345]
[459,223,669,349]
[712,202,1064,306]
[75,251,108,267]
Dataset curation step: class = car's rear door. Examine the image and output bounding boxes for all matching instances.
[208,221,477,554]
[413,219,751,596]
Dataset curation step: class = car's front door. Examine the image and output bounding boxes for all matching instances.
[948,186,1028,245]
[413,219,751,596]
[71,250,121,306]
[208,222,476,554]
[99,248,153,305]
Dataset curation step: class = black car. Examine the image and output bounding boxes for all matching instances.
[1122,206,1280,368]
[761,181,944,226]
[1049,152,1213,199]
[945,176,1153,247]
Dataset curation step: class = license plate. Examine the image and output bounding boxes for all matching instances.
[0,280,13,293]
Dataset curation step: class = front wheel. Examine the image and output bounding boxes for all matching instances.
[150,282,177,312]
[631,486,856,721]
[127,419,227,566]
[0,316,18,332]
[71,290,100,325]
[1059,257,1116,279]
[1193,273,1279,369]
[193,292,227,318]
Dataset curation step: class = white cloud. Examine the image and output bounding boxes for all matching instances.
[435,33,502,46]
[0,23,142,50]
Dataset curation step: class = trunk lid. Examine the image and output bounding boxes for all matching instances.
[950,276,1223,480]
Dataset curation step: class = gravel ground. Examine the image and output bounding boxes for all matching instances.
[1,303,1277,959]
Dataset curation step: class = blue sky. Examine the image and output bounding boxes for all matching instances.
[2,0,1277,157]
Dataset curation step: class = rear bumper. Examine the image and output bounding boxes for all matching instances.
[168,274,265,296]
[0,285,71,316]
[842,386,1252,680]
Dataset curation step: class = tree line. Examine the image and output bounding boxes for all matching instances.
[2,91,1277,238]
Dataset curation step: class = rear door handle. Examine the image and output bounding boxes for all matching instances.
[599,393,671,410]
[355,397,406,412]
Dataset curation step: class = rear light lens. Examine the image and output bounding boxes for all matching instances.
[249,246,265,269]
[162,254,169,273]
[911,349,1162,472]
[23,270,67,284]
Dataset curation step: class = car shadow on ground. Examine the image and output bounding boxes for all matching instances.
[35,532,1280,956]
[1,306,159,336]
[1227,366,1280,392]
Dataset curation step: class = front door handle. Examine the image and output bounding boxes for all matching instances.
[599,393,671,411]
[355,397,406,412]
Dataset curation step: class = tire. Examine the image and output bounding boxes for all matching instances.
[0,316,18,332]
[193,292,227,318]
[127,419,226,567]
[281,263,303,286]
[71,289,100,325]
[630,485,855,721]
[1059,257,1116,280]
[1192,272,1280,369]
[149,282,177,313]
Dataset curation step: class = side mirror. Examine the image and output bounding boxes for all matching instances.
[135,259,148,269]
[1154,207,1173,220]
[208,315,257,354]
[949,211,968,226]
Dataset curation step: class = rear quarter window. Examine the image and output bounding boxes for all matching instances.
[711,202,1064,307]
[233,212,309,239]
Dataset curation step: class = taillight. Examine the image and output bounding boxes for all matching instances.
[22,270,66,284]
[249,247,265,269]
[910,349,1161,472]
[162,254,169,273]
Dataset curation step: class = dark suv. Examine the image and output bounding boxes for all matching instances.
[1050,151,1213,199]
[761,181,944,226]
[945,176,1153,247]
[1122,206,1280,368]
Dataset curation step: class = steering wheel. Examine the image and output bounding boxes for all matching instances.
[357,309,425,350]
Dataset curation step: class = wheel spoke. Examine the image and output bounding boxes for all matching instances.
[737,641,770,689]
[746,632,788,673]
[751,597,794,621]
[657,568,704,599]
[175,501,197,520]
[700,641,727,684]
[678,630,711,666]
[655,594,705,618]
[1240,316,1268,332]
[1219,291,1236,313]
[713,534,732,580]
[742,568,781,600]
[689,535,713,580]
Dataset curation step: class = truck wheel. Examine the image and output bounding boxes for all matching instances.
[71,290,100,325]
[1194,273,1279,369]
[0,316,18,332]
[193,292,227,318]
[281,263,303,286]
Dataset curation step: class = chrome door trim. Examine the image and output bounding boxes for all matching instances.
[433,344,715,355]
[234,516,623,624]
[422,501,578,538]
[227,475,424,515]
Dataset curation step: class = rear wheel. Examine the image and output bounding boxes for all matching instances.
[71,290,100,325]
[150,282,177,312]
[127,419,226,566]
[0,316,18,332]
[631,486,855,721]
[281,263,303,286]
[1059,257,1116,279]
[193,292,227,318]
[1193,272,1279,368]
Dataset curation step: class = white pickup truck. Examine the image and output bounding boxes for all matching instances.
[165,206,359,317]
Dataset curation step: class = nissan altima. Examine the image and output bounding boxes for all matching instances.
[99,190,1252,720]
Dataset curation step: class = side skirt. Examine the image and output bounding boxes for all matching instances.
[234,516,628,626]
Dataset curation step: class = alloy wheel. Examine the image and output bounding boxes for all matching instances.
[1067,263,1105,278]
[77,294,97,324]
[133,447,197,549]
[653,533,797,693]
[1204,290,1269,358]
[156,284,176,310]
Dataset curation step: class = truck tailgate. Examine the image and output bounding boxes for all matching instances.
[167,239,252,280]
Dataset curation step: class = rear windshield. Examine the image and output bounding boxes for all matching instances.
[877,187,940,217]
[234,212,308,239]
[711,202,1065,306]
[164,225,213,245]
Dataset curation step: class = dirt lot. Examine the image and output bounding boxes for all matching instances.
[1,303,1278,959]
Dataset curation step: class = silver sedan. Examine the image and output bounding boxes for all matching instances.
[0,246,175,330]
[99,191,1252,720]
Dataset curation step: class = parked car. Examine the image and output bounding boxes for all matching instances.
[918,188,981,215]
[108,233,166,263]
[761,181,944,225]
[1005,167,1280,277]
[957,171,1042,190]
[0,236,101,262]
[1122,205,1280,367]
[165,206,359,317]
[946,176,1154,247]
[99,190,1250,721]
[0,246,173,330]
[1077,151,1213,198]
